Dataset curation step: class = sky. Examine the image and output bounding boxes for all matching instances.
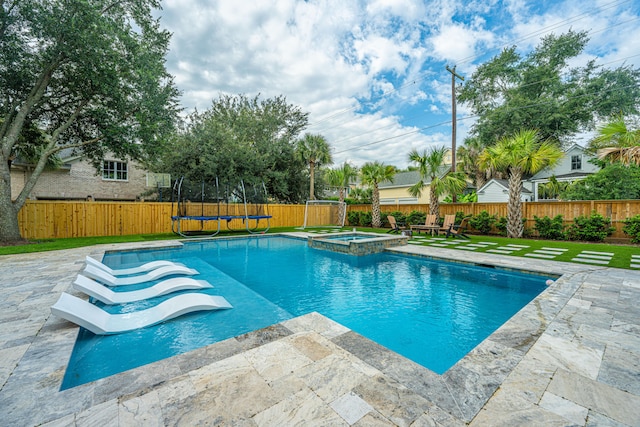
[157,0,640,169]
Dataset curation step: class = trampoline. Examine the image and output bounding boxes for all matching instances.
[171,177,272,237]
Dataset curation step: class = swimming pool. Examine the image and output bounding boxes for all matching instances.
[61,236,551,389]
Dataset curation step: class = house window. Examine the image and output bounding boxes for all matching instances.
[102,160,128,181]
[571,155,582,170]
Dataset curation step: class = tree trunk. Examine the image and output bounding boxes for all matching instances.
[338,188,346,226]
[507,168,524,238]
[0,162,23,243]
[309,161,315,200]
[371,185,381,228]
[429,183,440,221]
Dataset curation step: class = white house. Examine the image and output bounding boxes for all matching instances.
[477,179,534,202]
[527,144,599,200]
[477,144,599,203]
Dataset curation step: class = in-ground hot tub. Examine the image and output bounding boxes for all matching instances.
[308,232,408,255]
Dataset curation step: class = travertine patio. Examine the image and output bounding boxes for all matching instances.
[1,234,639,426]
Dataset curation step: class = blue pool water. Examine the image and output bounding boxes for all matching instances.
[61,236,550,389]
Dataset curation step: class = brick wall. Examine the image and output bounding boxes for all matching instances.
[11,157,152,201]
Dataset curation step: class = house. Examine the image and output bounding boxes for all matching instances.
[477,144,599,203]
[476,179,534,202]
[527,144,599,201]
[10,149,170,201]
[378,166,453,205]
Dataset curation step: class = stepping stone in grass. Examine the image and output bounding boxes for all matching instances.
[572,258,610,265]
[429,243,449,247]
[541,247,568,252]
[631,264,640,269]
[524,253,557,259]
[478,242,498,245]
[487,249,515,254]
[458,246,478,250]
[575,253,612,260]
[505,244,530,248]
[581,250,614,256]
[532,250,563,256]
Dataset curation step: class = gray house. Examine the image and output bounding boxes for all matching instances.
[477,144,599,203]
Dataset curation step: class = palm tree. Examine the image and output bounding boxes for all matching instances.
[295,133,332,200]
[458,137,492,190]
[479,129,563,238]
[326,162,358,223]
[360,161,396,228]
[408,146,467,221]
[589,114,640,165]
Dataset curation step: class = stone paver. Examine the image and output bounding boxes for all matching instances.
[1,236,639,426]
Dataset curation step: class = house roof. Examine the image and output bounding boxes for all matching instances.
[478,178,533,194]
[379,166,451,189]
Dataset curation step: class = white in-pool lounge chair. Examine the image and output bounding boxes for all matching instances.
[86,256,187,276]
[51,292,232,335]
[83,264,199,286]
[73,275,213,304]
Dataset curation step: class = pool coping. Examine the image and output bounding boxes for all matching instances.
[1,233,639,425]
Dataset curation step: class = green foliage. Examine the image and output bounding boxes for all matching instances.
[347,211,372,227]
[533,215,566,240]
[459,30,640,147]
[383,211,406,226]
[359,211,373,227]
[347,211,361,226]
[561,163,640,200]
[454,211,468,224]
[469,211,497,234]
[443,192,478,203]
[495,216,508,236]
[566,212,615,242]
[406,211,427,225]
[0,0,180,242]
[161,94,309,203]
[622,215,640,243]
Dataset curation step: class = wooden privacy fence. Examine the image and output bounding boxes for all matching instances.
[18,201,309,239]
[17,199,640,239]
[348,200,640,239]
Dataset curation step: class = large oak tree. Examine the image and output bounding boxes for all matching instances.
[459,31,640,149]
[0,0,179,242]
[161,94,309,203]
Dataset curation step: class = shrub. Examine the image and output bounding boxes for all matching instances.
[566,212,615,242]
[383,211,406,226]
[359,211,372,227]
[469,211,497,234]
[406,210,426,225]
[347,211,361,226]
[495,216,508,236]
[533,215,566,240]
[622,215,640,243]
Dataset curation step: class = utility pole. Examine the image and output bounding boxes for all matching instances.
[446,65,464,201]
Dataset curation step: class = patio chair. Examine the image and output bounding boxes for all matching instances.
[410,214,438,235]
[73,275,213,304]
[83,264,199,286]
[387,215,406,234]
[446,217,471,239]
[437,214,456,235]
[86,256,187,276]
[51,292,232,335]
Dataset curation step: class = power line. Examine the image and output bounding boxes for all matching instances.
[308,0,637,136]
[332,82,639,155]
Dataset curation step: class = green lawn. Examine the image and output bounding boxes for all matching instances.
[1,227,638,270]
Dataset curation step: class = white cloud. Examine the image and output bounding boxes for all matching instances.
[157,0,639,169]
